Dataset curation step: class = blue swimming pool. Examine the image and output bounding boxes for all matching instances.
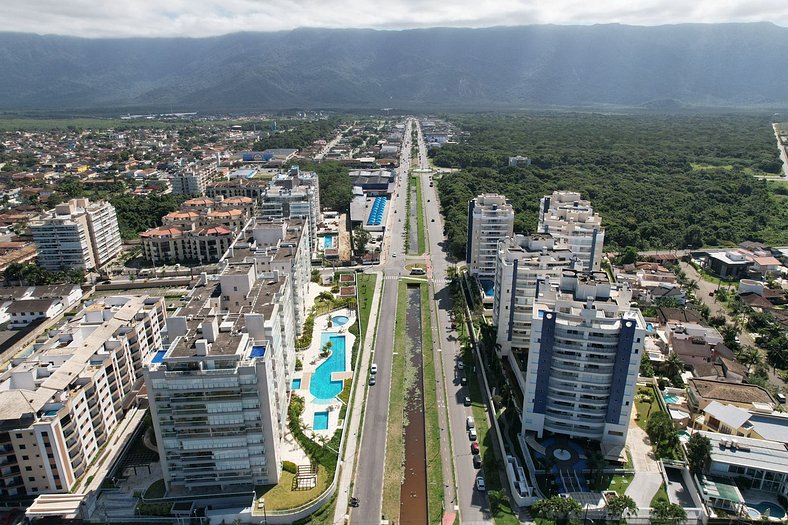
[313,411,329,430]
[310,334,346,400]
[479,279,495,297]
[646,322,654,333]
[332,315,349,326]
[250,345,266,358]
[323,235,335,249]
[747,502,786,519]
[663,394,680,404]
[292,378,302,389]
[151,350,167,364]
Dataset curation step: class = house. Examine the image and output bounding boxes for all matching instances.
[7,297,65,328]
[687,378,775,414]
[705,251,753,279]
[698,401,788,442]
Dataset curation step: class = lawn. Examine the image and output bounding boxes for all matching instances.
[650,483,669,507]
[421,283,445,524]
[0,117,178,131]
[381,281,408,522]
[635,384,664,431]
[356,273,377,345]
[412,175,427,254]
[143,479,166,499]
[596,473,634,495]
[254,464,330,512]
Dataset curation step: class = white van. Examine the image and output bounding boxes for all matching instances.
[468,428,477,440]
[466,416,475,430]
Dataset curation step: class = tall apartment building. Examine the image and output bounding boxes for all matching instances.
[146,256,297,492]
[30,198,122,271]
[522,270,645,456]
[170,161,227,195]
[492,234,576,393]
[0,296,165,500]
[466,193,515,280]
[260,167,321,251]
[538,191,605,271]
[223,218,312,334]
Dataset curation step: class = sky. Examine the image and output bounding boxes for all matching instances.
[3,0,788,38]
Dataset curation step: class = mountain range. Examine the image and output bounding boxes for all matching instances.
[2,23,788,111]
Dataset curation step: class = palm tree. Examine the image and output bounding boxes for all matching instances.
[736,346,763,373]
[663,352,684,380]
[607,494,638,523]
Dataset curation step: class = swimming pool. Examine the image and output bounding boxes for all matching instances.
[323,235,335,249]
[292,378,302,389]
[313,411,329,430]
[746,502,786,520]
[332,315,349,326]
[646,322,654,333]
[309,334,346,400]
[151,349,167,364]
[663,394,680,404]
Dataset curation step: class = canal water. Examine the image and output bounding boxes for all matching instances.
[399,284,428,524]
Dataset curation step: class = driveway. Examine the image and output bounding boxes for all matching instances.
[625,411,662,508]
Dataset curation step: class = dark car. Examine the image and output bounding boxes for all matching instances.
[461,376,467,386]
[369,376,376,386]
[473,455,482,469]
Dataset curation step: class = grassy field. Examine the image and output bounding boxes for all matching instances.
[651,483,670,507]
[412,175,427,254]
[421,283,444,524]
[356,273,377,344]
[255,464,330,511]
[635,384,664,431]
[0,117,179,131]
[382,281,408,522]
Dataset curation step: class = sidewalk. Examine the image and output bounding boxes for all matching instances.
[333,270,384,524]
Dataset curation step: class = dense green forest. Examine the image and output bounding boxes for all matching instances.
[109,194,188,240]
[252,118,339,151]
[434,113,788,258]
[295,160,353,212]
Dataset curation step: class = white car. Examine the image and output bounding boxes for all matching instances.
[371,363,378,375]
[392,252,397,257]
[466,416,475,430]
[475,476,486,491]
[468,428,477,440]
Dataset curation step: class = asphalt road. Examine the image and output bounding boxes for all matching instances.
[415,122,493,524]
[352,121,412,523]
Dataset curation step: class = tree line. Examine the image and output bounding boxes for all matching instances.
[434,112,788,258]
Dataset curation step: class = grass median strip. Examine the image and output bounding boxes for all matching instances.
[412,175,426,254]
[421,283,444,524]
[382,281,408,522]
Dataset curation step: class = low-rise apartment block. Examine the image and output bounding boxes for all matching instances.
[0,296,165,500]
[30,198,122,271]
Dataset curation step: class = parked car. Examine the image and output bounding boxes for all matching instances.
[461,376,467,386]
[468,428,477,440]
[457,361,464,370]
[466,416,475,429]
[471,442,480,455]
[464,396,472,406]
[777,393,787,404]
[370,363,378,375]
[475,476,486,491]
[473,455,482,469]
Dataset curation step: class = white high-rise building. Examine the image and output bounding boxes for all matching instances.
[466,193,515,280]
[170,161,226,196]
[538,191,605,271]
[145,259,296,492]
[522,270,645,456]
[492,234,576,394]
[0,296,165,500]
[30,198,122,271]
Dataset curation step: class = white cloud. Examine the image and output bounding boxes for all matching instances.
[2,0,788,37]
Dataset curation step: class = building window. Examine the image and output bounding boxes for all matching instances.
[25,466,32,471]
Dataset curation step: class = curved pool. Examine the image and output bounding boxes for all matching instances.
[332,315,349,326]
[747,502,786,520]
[310,334,346,400]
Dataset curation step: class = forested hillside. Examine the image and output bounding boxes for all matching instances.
[434,113,788,256]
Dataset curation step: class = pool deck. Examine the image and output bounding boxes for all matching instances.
[298,306,356,440]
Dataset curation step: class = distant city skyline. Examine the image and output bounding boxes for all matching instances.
[2,0,787,38]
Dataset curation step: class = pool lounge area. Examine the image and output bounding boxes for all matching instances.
[297,306,356,439]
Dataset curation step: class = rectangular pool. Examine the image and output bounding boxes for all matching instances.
[292,378,302,389]
[313,411,329,431]
[151,350,167,364]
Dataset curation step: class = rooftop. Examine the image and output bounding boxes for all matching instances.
[689,378,775,406]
